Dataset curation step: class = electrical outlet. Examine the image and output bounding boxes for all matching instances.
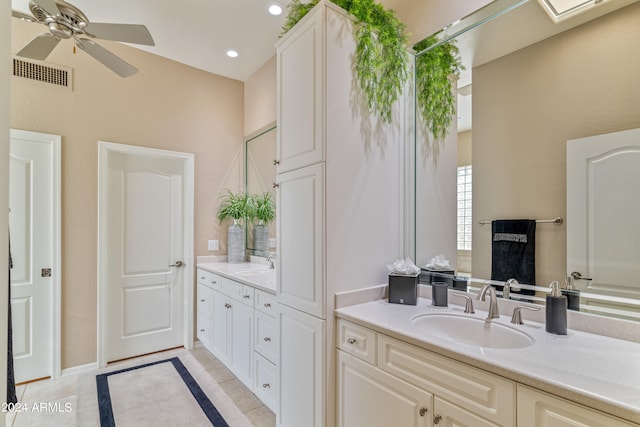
[268,238,276,248]
[208,240,219,251]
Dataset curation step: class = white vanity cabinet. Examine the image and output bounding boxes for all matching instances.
[337,319,514,426]
[253,289,279,412]
[337,318,640,427]
[209,281,253,388]
[517,385,637,427]
[196,267,279,411]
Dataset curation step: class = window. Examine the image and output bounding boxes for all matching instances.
[457,166,472,251]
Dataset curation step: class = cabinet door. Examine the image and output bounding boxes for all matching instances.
[211,289,229,364]
[278,303,325,427]
[517,385,637,427]
[276,163,325,318]
[338,350,432,427]
[433,397,499,427]
[276,8,324,173]
[229,300,253,388]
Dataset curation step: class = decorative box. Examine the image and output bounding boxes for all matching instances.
[388,272,419,305]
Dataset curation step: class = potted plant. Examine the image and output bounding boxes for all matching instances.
[216,190,254,263]
[252,192,276,256]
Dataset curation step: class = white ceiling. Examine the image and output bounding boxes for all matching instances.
[11,0,292,82]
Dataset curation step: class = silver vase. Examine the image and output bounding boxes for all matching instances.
[254,222,269,257]
[227,220,245,263]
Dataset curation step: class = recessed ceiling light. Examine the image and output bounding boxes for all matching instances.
[225,49,239,58]
[267,2,284,16]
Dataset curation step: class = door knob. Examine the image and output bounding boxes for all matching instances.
[169,260,184,268]
[571,271,592,281]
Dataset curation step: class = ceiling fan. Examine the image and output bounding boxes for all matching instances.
[12,0,155,77]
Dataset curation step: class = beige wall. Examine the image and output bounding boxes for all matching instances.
[381,0,493,44]
[244,56,276,136]
[458,130,472,166]
[11,20,244,369]
[472,3,640,285]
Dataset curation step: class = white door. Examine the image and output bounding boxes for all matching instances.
[9,130,60,383]
[567,128,640,302]
[99,142,193,363]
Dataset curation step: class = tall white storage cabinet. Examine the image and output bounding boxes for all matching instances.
[275,2,406,426]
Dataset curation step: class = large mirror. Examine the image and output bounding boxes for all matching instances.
[414,0,640,320]
[245,123,277,256]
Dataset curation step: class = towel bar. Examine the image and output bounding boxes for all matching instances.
[478,217,563,226]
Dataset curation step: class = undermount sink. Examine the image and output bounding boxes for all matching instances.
[233,268,276,285]
[234,268,274,275]
[411,313,534,349]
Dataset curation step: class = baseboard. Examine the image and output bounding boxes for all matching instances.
[61,362,98,377]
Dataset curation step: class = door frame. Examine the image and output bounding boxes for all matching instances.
[97,141,194,368]
[9,129,62,380]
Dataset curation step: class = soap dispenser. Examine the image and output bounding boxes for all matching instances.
[562,274,581,311]
[546,281,567,335]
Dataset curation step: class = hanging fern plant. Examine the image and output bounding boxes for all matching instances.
[281,0,462,138]
[282,0,409,123]
[413,35,464,141]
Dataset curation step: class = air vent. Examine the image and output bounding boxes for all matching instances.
[12,57,72,91]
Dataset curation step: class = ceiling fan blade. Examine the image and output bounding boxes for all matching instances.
[12,10,36,22]
[84,23,155,46]
[31,0,60,16]
[76,39,139,78]
[16,33,60,60]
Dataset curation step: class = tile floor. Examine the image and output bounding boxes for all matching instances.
[4,346,276,427]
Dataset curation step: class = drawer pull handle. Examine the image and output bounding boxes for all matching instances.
[200,299,205,302]
[434,414,442,424]
[419,407,428,417]
[264,303,272,308]
[244,295,250,299]
[262,383,270,389]
[200,276,205,280]
[264,337,271,342]
[347,338,356,344]
[200,329,205,332]
[211,280,217,284]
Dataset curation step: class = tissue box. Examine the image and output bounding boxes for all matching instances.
[388,273,419,305]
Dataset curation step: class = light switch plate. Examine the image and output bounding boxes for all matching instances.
[208,240,219,251]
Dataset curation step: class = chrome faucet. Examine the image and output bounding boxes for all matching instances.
[266,253,276,270]
[503,278,519,300]
[477,285,500,322]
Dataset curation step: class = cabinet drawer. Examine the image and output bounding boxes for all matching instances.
[378,335,515,426]
[337,319,377,365]
[254,352,278,413]
[219,276,243,301]
[241,285,255,307]
[255,311,279,363]
[517,385,637,427]
[197,283,213,317]
[197,269,221,289]
[196,314,211,349]
[255,289,277,317]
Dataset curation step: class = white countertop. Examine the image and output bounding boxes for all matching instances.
[197,261,276,293]
[335,297,640,424]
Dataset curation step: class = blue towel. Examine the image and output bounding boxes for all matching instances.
[491,220,536,295]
